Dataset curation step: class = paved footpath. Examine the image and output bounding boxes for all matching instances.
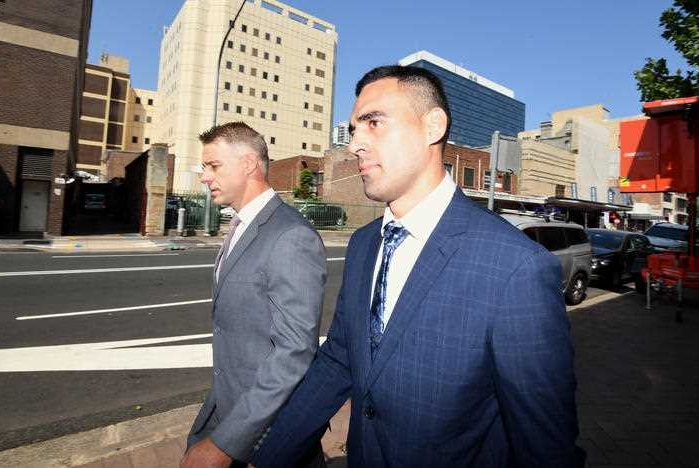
[1,250,698,466]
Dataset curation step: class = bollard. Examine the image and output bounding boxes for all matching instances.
[177,207,186,236]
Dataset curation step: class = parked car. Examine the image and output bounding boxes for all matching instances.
[586,229,653,289]
[84,193,106,210]
[297,203,347,228]
[644,222,691,252]
[500,212,592,305]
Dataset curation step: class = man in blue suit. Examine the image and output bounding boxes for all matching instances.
[252,65,583,467]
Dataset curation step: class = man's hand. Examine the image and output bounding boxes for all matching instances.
[180,437,233,468]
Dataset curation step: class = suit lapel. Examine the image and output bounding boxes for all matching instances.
[357,226,382,388]
[213,195,282,302]
[363,191,466,394]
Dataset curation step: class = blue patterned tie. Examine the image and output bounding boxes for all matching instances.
[370,221,409,359]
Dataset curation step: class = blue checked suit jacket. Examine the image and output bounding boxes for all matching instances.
[253,189,583,467]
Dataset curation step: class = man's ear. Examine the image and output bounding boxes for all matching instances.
[424,107,448,146]
[242,152,259,174]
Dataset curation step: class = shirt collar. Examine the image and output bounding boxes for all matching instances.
[382,174,456,240]
[235,188,275,225]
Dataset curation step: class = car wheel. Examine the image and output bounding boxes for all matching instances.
[565,272,587,305]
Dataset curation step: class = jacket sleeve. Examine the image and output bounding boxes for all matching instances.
[209,225,326,461]
[251,237,357,468]
[490,249,584,467]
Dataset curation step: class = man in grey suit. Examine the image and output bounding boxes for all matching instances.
[180,122,327,468]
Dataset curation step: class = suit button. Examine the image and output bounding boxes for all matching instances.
[214,368,221,376]
[364,406,375,419]
[214,327,221,334]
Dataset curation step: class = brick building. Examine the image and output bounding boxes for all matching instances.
[0,0,93,235]
[268,155,324,197]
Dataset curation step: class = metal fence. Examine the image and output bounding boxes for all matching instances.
[291,199,383,230]
[165,192,221,233]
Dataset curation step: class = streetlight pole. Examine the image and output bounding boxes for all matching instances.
[204,0,247,235]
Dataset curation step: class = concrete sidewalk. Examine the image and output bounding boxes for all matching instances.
[0,229,353,253]
[1,284,698,467]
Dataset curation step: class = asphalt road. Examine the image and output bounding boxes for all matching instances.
[0,247,345,450]
[0,247,614,451]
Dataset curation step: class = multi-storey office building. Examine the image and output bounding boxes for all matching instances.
[158,0,337,191]
[399,51,525,148]
[78,54,158,179]
[0,0,93,235]
[332,121,350,147]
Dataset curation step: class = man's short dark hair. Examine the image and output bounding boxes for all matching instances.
[199,121,269,173]
[355,65,452,146]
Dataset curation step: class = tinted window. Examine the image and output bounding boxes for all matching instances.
[645,225,687,241]
[565,228,589,246]
[587,230,624,250]
[523,228,538,242]
[536,227,568,252]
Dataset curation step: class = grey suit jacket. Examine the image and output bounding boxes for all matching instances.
[188,194,326,462]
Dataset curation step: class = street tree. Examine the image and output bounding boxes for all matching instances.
[634,0,699,101]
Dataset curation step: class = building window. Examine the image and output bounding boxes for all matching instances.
[303,120,308,128]
[224,81,231,90]
[314,86,324,96]
[311,144,321,152]
[236,105,242,114]
[275,55,280,64]
[227,40,233,48]
[463,167,475,188]
[276,36,282,44]
[250,68,257,77]
[148,98,153,105]
[262,71,268,79]
[313,104,323,113]
[237,85,243,93]
[483,171,492,190]
[132,136,138,143]
[145,137,150,144]
[312,122,322,131]
[239,64,245,73]
[271,113,277,121]
[248,107,254,116]
[265,32,271,40]
[252,47,258,57]
[273,75,279,82]
[663,192,673,202]
[253,28,259,37]
[304,84,310,91]
[249,88,256,97]
[503,173,512,192]
[134,114,140,122]
[316,51,326,60]
[260,110,266,119]
[304,102,309,109]
[226,61,232,69]
[241,24,247,32]
[307,47,312,55]
[272,94,278,102]
[240,44,246,52]
[223,103,229,111]
[146,116,152,123]
[264,52,269,60]
[570,182,578,198]
[556,184,566,198]
[135,97,141,104]
[302,142,307,149]
[306,65,311,73]
[270,136,276,144]
[261,91,267,99]
[315,69,325,78]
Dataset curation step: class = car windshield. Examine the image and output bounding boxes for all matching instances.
[587,231,624,250]
[645,225,687,241]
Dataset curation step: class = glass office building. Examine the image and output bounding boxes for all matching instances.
[400,51,525,148]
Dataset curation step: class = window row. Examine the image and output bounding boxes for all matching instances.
[133,115,153,123]
[224,61,280,82]
[134,97,154,105]
[227,40,283,64]
[132,136,150,144]
[304,65,325,78]
[301,142,322,152]
[223,82,279,102]
[234,21,282,45]
[306,48,326,61]
[303,83,324,96]
[222,103,277,122]
[301,120,323,131]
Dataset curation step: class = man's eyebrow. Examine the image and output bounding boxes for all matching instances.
[356,111,386,122]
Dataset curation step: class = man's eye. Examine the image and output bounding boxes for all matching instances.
[369,120,380,128]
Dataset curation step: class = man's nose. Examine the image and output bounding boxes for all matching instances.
[348,135,364,156]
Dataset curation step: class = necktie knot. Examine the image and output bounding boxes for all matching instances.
[382,221,409,253]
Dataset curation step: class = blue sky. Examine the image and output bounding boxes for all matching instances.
[88,0,686,130]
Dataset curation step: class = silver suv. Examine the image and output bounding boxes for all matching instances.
[500,212,592,305]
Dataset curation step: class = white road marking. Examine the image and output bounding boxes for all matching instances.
[327,257,345,262]
[0,264,213,277]
[51,253,180,259]
[0,334,329,372]
[16,299,213,321]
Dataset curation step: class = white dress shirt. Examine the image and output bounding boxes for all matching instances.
[371,174,457,327]
[216,188,276,282]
